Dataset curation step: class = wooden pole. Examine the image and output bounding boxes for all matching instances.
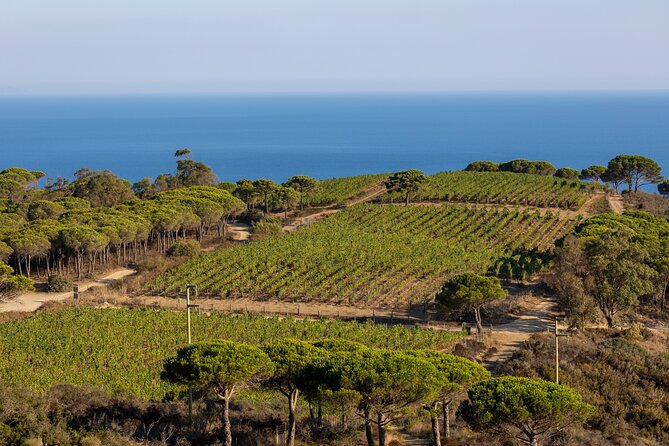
[555,318,559,384]
[187,287,193,425]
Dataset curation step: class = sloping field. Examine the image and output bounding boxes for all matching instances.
[378,171,597,210]
[0,308,463,399]
[302,173,387,207]
[152,204,575,306]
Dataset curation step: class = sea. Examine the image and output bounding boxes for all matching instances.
[0,92,667,185]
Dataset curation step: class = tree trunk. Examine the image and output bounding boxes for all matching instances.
[222,396,232,446]
[363,406,375,446]
[300,190,304,210]
[264,193,269,214]
[377,413,386,446]
[474,307,483,338]
[405,191,410,206]
[431,408,442,446]
[442,399,451,439]
[529,435,539,446]
[287,389,299,446]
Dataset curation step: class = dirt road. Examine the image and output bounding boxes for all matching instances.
[1,268,135,313]
[607,194,625,214]
[482,297,558,371]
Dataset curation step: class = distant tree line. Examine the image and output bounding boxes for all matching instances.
[466,155,664,193]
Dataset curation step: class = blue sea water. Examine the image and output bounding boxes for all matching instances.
[0,92,667,185]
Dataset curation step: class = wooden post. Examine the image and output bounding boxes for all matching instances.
[554,317,567,385]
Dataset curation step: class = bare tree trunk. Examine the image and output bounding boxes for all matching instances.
[474,307,483,338]
[442,399,451,439]
[431,408,442,446]
[222,396,232,446]
[287,389,299,446]
[377,413,386,446]
[363,406,375,446]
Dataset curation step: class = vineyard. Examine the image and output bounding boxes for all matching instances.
[0,308,463,399]
[302,173,387,207]
[377,171,597,209]
[153,204,576,306]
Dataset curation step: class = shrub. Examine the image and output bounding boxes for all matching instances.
[167,240,201,258]
[47,275,73,292]
[252,217,283,238]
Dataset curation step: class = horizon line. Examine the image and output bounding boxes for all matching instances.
[2,88,669,98]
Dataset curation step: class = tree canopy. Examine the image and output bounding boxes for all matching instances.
[459,376,595,446]
[285,175,318,210]
[580,165,607,183]
[465,161,499,172]
[384,170,426,205]
[498,159,556,176]
[607,155,662,193]
[554,167,580,180]
[162,341,273,446]
[658,180,669,197]
[436,272,507,334]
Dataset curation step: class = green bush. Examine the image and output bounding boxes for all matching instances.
[47,275,72,292]
[166,240,201,258]
[252,217,282,238]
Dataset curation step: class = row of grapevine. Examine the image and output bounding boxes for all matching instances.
[0,308,463,399]
[152,204,576,306]
[377,171,597,210]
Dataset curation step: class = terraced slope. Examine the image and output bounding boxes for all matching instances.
[377,171,597,210]
[153,204,575,306]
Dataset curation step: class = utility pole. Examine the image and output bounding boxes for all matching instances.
[184,284,198,425]
[554,317,567,385]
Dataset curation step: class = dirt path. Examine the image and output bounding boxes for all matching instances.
[226,222,252,241]
[283,183,388,232]
[1,268,135,313]
[481,296,558,371]
[607,194,625,214]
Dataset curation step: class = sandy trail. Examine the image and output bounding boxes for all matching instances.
[226,222,252,241]
[1,268,135,313]
[482,297,558,371]
[607,194,625,214]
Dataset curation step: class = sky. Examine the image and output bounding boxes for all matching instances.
[1,0,668,94]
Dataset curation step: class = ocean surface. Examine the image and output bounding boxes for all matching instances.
[0,92,667,185]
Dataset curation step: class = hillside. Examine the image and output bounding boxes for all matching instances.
[378,171,597,209]
[152,204,576,306]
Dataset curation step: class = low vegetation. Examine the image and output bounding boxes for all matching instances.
[502,330,669,445]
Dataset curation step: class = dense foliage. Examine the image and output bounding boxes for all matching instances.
[459,376,595,446]
[377,171,594,209]
[550,211,669,327]
[154,204,575,305]
[435,273,507,334]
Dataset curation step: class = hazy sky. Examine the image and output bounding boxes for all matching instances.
[1,0,668,94]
